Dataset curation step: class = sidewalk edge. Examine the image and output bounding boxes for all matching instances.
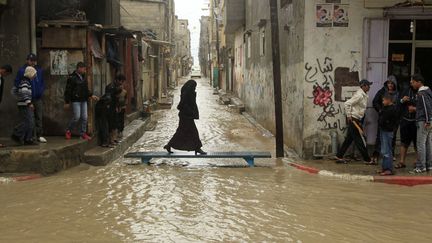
[287,161,432,186]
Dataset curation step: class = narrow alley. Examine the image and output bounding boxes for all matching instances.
[0,78,431,242]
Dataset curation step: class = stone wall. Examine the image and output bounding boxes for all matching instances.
[279,0,306,156]
[301,0,382,157]
[0,0,31,137]
[240,0,276,135]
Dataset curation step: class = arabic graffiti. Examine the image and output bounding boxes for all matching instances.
[306,57,346,132]
[313,84,332,107]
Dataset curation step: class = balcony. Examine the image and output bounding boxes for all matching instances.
[223,0,245,34]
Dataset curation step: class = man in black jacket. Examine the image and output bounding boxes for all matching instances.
[411,74,432,173]
[396,85,417,169]
[64,62,98,141]
[371,75,399,163]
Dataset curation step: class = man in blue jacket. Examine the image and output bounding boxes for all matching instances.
[15,53,47,143]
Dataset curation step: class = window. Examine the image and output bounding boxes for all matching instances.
[259,27,266,57]
[388,19,432,89]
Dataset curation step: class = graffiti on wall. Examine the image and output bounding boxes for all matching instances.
[306,57,347,132]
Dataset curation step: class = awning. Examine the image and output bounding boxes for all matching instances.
[89,32,104,59]
[144,39,175,47]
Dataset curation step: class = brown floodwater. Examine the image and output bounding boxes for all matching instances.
[0,78,431,243]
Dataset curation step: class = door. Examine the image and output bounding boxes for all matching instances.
[363,18,389,145]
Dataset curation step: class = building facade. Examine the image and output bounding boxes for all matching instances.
[121,0,176,100]
[174,18,192,79]
[208,0,432,158]
[199,16,211,78]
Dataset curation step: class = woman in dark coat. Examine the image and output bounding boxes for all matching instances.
[164,80,207,155]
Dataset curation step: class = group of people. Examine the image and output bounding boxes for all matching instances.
[1,54,47,146]
[336,75,432,175]
[63,62,128,147]
[1,54,127,148]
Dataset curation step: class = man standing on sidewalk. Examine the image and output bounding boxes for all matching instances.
[336,79,373,164]
[15,53,47,143]
[64,62,98,141]
[410,74,432,173]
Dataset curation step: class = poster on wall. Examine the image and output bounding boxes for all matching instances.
[50,50,68,75]
[316,4,333,27]
[333,4,349,27]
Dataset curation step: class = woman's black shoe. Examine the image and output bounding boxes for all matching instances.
[195,149,207,155]
[164,145,173,154]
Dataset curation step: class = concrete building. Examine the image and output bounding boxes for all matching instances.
[121,0,176,100]
[199,16,211,78]
[174,18,192,78]
[211,0,432,158]
[0,0,122,137]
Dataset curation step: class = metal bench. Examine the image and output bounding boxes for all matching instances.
[124,151,272,167]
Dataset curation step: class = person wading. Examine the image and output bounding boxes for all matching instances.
[336,79,373,164]
[164,80,207,155]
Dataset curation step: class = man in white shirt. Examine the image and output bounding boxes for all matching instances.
[336,79,373,164]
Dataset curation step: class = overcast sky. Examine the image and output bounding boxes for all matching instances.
[175,0,209,66]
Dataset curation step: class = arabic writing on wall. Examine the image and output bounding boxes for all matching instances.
[305,57,346,132]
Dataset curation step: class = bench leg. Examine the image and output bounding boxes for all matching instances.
[243,157,255,167]
[141,157,152,165]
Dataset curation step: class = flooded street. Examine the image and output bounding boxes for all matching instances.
[0,78,431,243]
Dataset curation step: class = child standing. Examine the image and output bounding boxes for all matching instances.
[116,87,127,140]
[378,94,400,176]
[95,94,112,147]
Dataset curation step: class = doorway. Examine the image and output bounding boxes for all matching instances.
[388,19,432,89]
[364,18,432,145]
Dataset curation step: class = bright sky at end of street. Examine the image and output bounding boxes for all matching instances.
[175,0,209,66]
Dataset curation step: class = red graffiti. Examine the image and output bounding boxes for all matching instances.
[313,85,333,107]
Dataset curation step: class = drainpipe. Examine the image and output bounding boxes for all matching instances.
[330,130,339,155]
[30,0,36,54]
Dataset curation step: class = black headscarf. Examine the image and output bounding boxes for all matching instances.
[177,80,199,119]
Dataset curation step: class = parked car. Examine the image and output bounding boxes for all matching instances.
[191,67,202,78]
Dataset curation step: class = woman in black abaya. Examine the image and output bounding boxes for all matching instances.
[164,80,207,155]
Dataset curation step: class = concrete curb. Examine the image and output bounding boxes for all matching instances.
[0,174,43,184]
[287,162,432,187]
[84,118,150,166]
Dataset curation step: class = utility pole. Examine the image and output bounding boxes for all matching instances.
[213,0,221,89]
[269,0,284,157]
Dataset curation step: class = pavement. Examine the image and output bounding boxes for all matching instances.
[84,118,151,166]
[0,137,89,177]
[284,153,432,187]
[0,117,151,180]
[221,90,432,187]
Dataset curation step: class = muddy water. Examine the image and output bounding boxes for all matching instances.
[0,78,431,243]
